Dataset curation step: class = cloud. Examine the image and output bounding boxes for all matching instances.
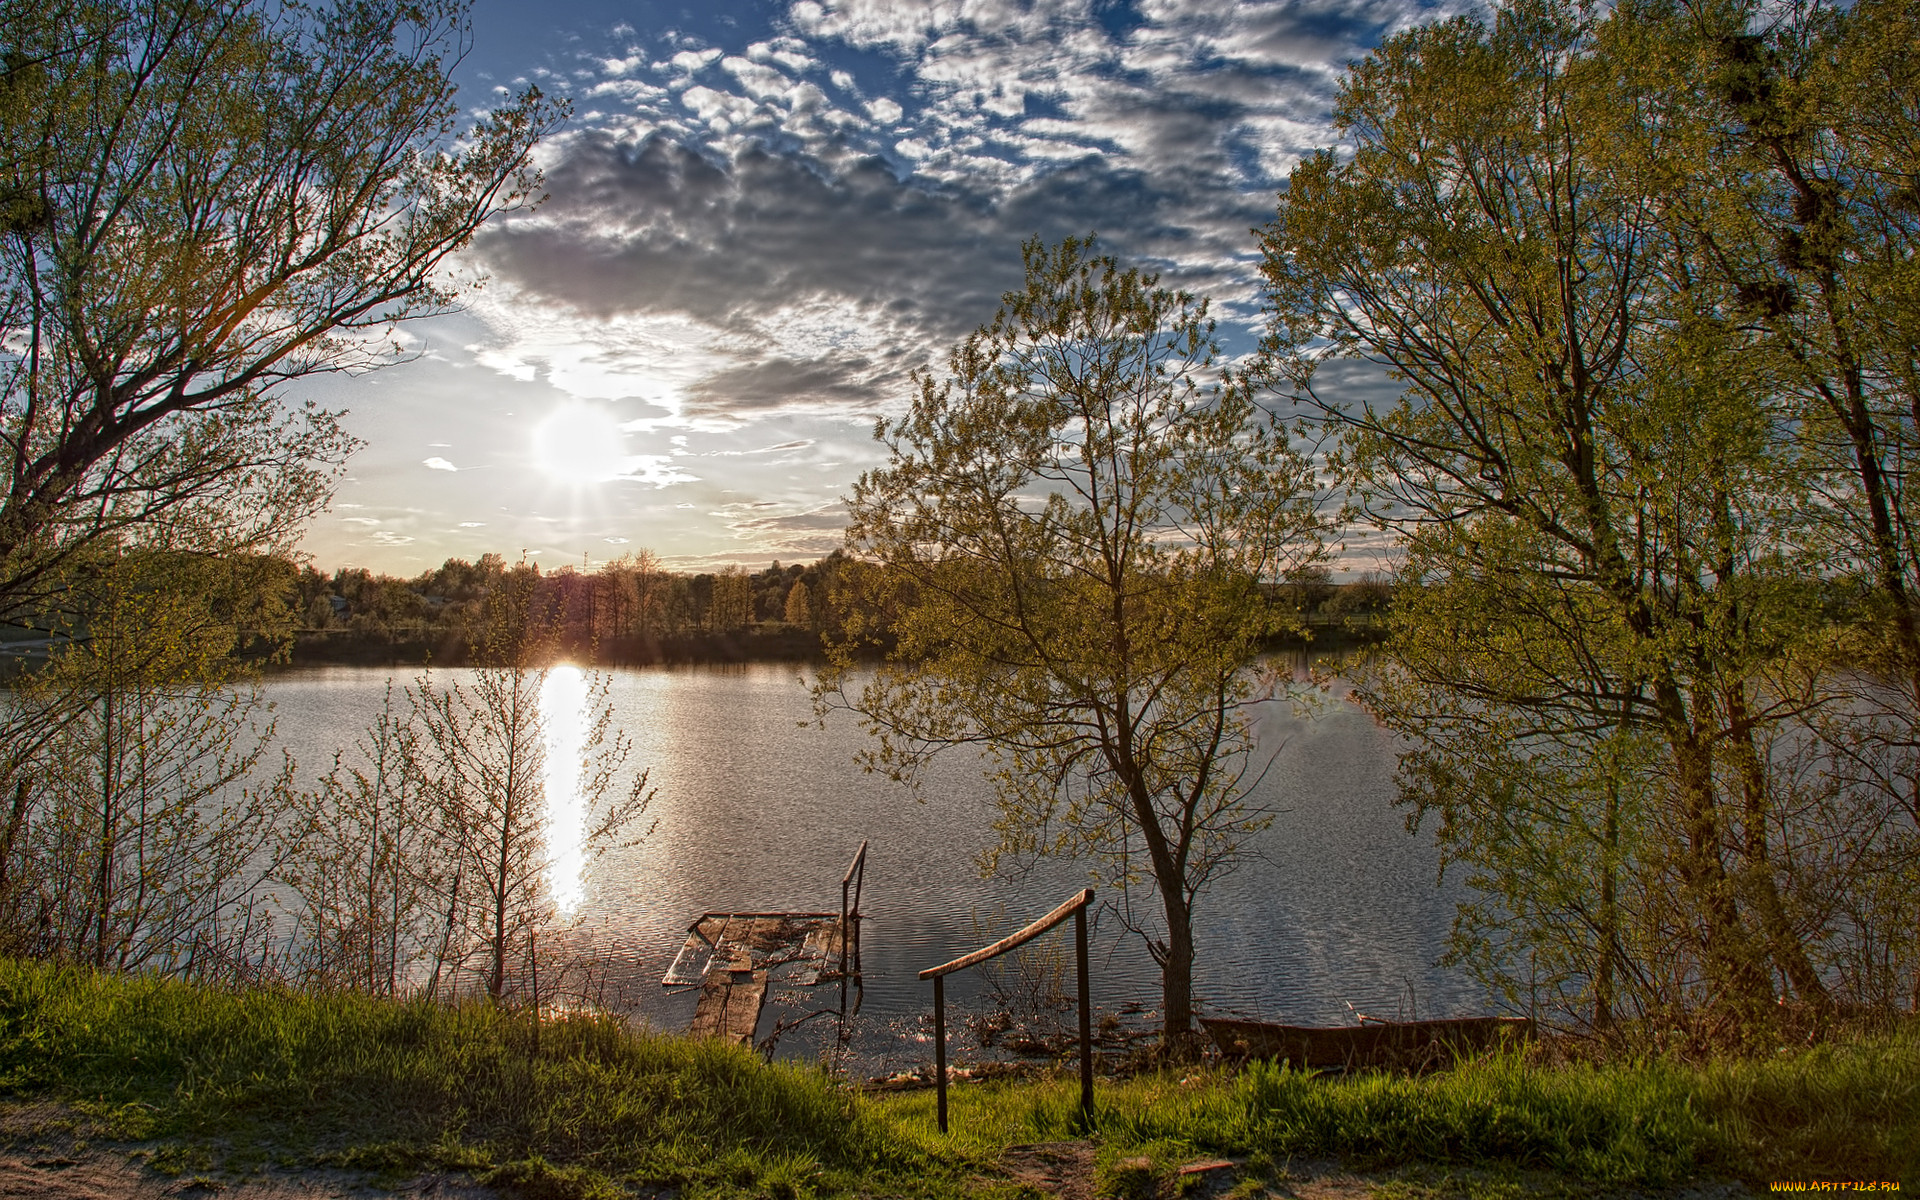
[473,130,1272,423]
[369,531,415,546]
[719,502,850,555]
[423,457,458,471]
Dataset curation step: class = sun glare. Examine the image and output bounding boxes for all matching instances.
[541,665,590,915]
[532,404,627,482]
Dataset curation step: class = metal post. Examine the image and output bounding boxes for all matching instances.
[841,875,850,981]
[1076,904,1092,1121]
[933,974,948,1133]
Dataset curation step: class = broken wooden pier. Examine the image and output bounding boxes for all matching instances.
[662,841,866,1047]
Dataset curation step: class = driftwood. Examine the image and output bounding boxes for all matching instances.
[1202,1014,1533,1072]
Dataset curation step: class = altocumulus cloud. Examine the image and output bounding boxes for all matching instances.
[467,0,1477,425]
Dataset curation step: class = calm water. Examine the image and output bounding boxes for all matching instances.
[264,661,1481,1072]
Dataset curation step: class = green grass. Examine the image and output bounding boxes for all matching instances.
[2,957,1914,1198]
[868,1038,1920,1191]
[0,957,939,1198]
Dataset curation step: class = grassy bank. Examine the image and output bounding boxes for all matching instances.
[1,959,1913,1197]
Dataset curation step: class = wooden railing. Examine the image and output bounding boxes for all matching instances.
[840,840,867,986]
[919,887,1095,1133]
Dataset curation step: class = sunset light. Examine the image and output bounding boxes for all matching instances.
[532,404,627,483]
[541,664,590,914]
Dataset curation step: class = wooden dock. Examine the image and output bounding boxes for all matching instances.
[667,912,850,1044]
[665,843,868,1047]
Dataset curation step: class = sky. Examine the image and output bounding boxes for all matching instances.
[295,0,1468,576]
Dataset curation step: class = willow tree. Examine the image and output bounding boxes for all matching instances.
[1257,0,1911,1036]
[0,0,560,625]
[819,236,1328,1052]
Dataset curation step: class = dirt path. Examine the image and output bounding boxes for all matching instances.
[983,1142,1763,1200]
[1,1103,499,1200]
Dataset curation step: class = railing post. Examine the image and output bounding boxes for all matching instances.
[921,887,1092,1136]
[933,974,948,1133]
[1076,903,1092,1121]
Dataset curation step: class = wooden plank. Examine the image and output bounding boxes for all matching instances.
[792,917,843,985]
[662,916,728,986]
[687,969,768,1045]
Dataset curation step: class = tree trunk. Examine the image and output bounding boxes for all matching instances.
[1155,879,1197,1059]
[1666,712,1771,1018]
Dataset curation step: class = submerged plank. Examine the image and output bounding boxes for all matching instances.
[663,916,729,986]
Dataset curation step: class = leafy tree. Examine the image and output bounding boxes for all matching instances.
[708,567,753,633]
[784,579,814,629]
[1666,0,1920,1008]
[820,236,1329,1052]
[0,0,561,626]
[1258,0,1910,1035]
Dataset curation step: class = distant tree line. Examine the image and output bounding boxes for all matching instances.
[278,551,1388,667]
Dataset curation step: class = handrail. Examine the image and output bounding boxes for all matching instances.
[919,887,1096,1134]
[840,840,869,984]
[919,887,1093,978]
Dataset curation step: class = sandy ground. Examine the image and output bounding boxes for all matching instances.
[0,1102,501,1200]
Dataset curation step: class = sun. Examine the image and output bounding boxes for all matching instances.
[532,404,627,482]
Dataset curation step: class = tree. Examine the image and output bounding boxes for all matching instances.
[783,579,814,629]
[409,589,653,1002]
[1257,0,1908,1036]
[0,555,293,977]
[708,567,752,633]
[0,0,560,626]
[819,236,1329,1052]
[1666,0,1920,1009]
[280,683,438,994]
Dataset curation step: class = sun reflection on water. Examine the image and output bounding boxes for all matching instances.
[541,665,589,915]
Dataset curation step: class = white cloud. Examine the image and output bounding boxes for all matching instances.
[423,457,458,471]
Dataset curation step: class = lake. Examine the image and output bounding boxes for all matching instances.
[264,660,1482,1073]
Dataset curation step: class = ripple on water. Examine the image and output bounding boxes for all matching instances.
[262,661,1480,1069]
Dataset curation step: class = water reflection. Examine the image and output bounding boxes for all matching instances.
[264,662,1481,1071]
[540,665,590,916]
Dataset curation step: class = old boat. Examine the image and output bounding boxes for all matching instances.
[1201,1014,1533,1072]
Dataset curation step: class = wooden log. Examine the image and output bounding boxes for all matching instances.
[1202,1015,1532,1072]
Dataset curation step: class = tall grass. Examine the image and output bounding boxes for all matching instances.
[0,957,937,1198]
[3,957,1913,1196]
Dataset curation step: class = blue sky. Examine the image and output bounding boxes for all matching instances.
[296,0,1465,575]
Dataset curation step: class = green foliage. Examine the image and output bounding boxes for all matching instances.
[1259,0,1920,1036]
[822,235,1330,1047]
[0,957,939,1197]
[0,0,561,628]
[2,959,1915,1192]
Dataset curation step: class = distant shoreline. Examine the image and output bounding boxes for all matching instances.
[276,618,1386,670]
